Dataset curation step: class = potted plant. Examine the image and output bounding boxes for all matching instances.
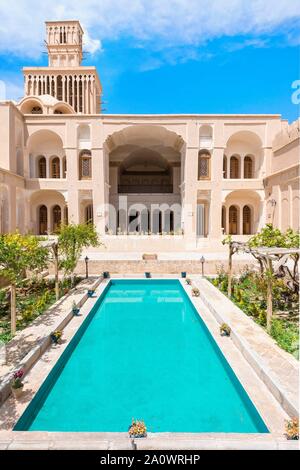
[87,288,96,297]
[72,301,80,316]
[192,287,200,297]
[220,323,231,336]
[128,419,147,438]
[50,330,62,344]
[185,278,192,285]
[11,369,24,399]
[285,418,299,440]
[103,272,110,279]
[181,272,187,278]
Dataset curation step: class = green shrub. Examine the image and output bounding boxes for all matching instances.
[271,319,299,359]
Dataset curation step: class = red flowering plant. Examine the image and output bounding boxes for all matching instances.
[11,369,24,389]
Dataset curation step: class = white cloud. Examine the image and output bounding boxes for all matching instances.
[0,0,299,58]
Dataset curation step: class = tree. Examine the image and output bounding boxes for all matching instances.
[249,224,300,291]
[248,224,288,275]
[222,235,240,298]
[58,223,100,285]
[0,233,49,335]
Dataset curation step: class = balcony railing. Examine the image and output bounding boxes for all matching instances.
[118,185,173,194]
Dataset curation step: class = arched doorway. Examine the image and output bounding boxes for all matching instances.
[229,206,238,234]
[39,205,48,235]
[52,205,61,232]
[243,205,251,234]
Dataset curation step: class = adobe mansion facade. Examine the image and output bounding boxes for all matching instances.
[0,20,299,252]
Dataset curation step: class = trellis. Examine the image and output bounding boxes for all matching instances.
[226,240,300,332]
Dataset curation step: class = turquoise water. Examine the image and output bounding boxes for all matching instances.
[15,280,268,433]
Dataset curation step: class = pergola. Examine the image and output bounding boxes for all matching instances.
[226,241,300,332]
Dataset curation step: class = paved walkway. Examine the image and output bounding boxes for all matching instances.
[193,277,299,417]
[0,276,100,380]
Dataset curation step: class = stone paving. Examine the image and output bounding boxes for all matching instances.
[0,276,102,405]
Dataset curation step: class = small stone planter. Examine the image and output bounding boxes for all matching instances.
[192,287,200,297]
[50,332,62,344]
[220,323,231,337]
[11,385,24,399]
[87,289,95,297]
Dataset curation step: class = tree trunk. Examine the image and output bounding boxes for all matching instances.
[228,244,233,298]
[53,245,59,301]
[266,258,273,333]
[10,283,17,336]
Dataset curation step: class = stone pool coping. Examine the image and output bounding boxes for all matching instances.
[0,276,102,406]
[0,275,298,450]
[191,277,299,418]
[0,431,298,450]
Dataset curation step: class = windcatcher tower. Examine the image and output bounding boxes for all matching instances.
[23,20,102,114]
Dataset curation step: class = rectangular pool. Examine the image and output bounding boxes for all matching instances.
[15,280,268,433]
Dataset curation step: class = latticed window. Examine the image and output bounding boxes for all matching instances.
[62,157,67,178]
[223,155,227,178]
[229,205,238,235]
[51,157,60,178]
[38,156,46,178]
[244,156,253,178]
[31,106,42,114]
[230,156,239,178]
[243,205,251,234]
[79,150,92,179]
[39,205,47,235]
[52,205,61,232]
[198,151,211,180]
[85,204,93,224]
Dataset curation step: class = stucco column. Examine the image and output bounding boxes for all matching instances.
[91,121,107,236]
[226,205,229,234]
[23,147,30,179]
[65,147,80,223]
[209,147,223,239]
[227,156,230,179]
[92,147,107,235]
[8,185,16,232]
[262,146,273,179]
[239,204,243,235]
[23,194,31,234]
[183,146,198,248]
[240,156,244,179]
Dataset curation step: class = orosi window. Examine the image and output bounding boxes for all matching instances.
[198,150,211,180]
[79,150,92,179]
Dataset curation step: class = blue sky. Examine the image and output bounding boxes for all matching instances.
[0,0,299,121]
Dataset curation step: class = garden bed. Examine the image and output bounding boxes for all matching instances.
[210,267,299,359]
[0,277,82,343]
